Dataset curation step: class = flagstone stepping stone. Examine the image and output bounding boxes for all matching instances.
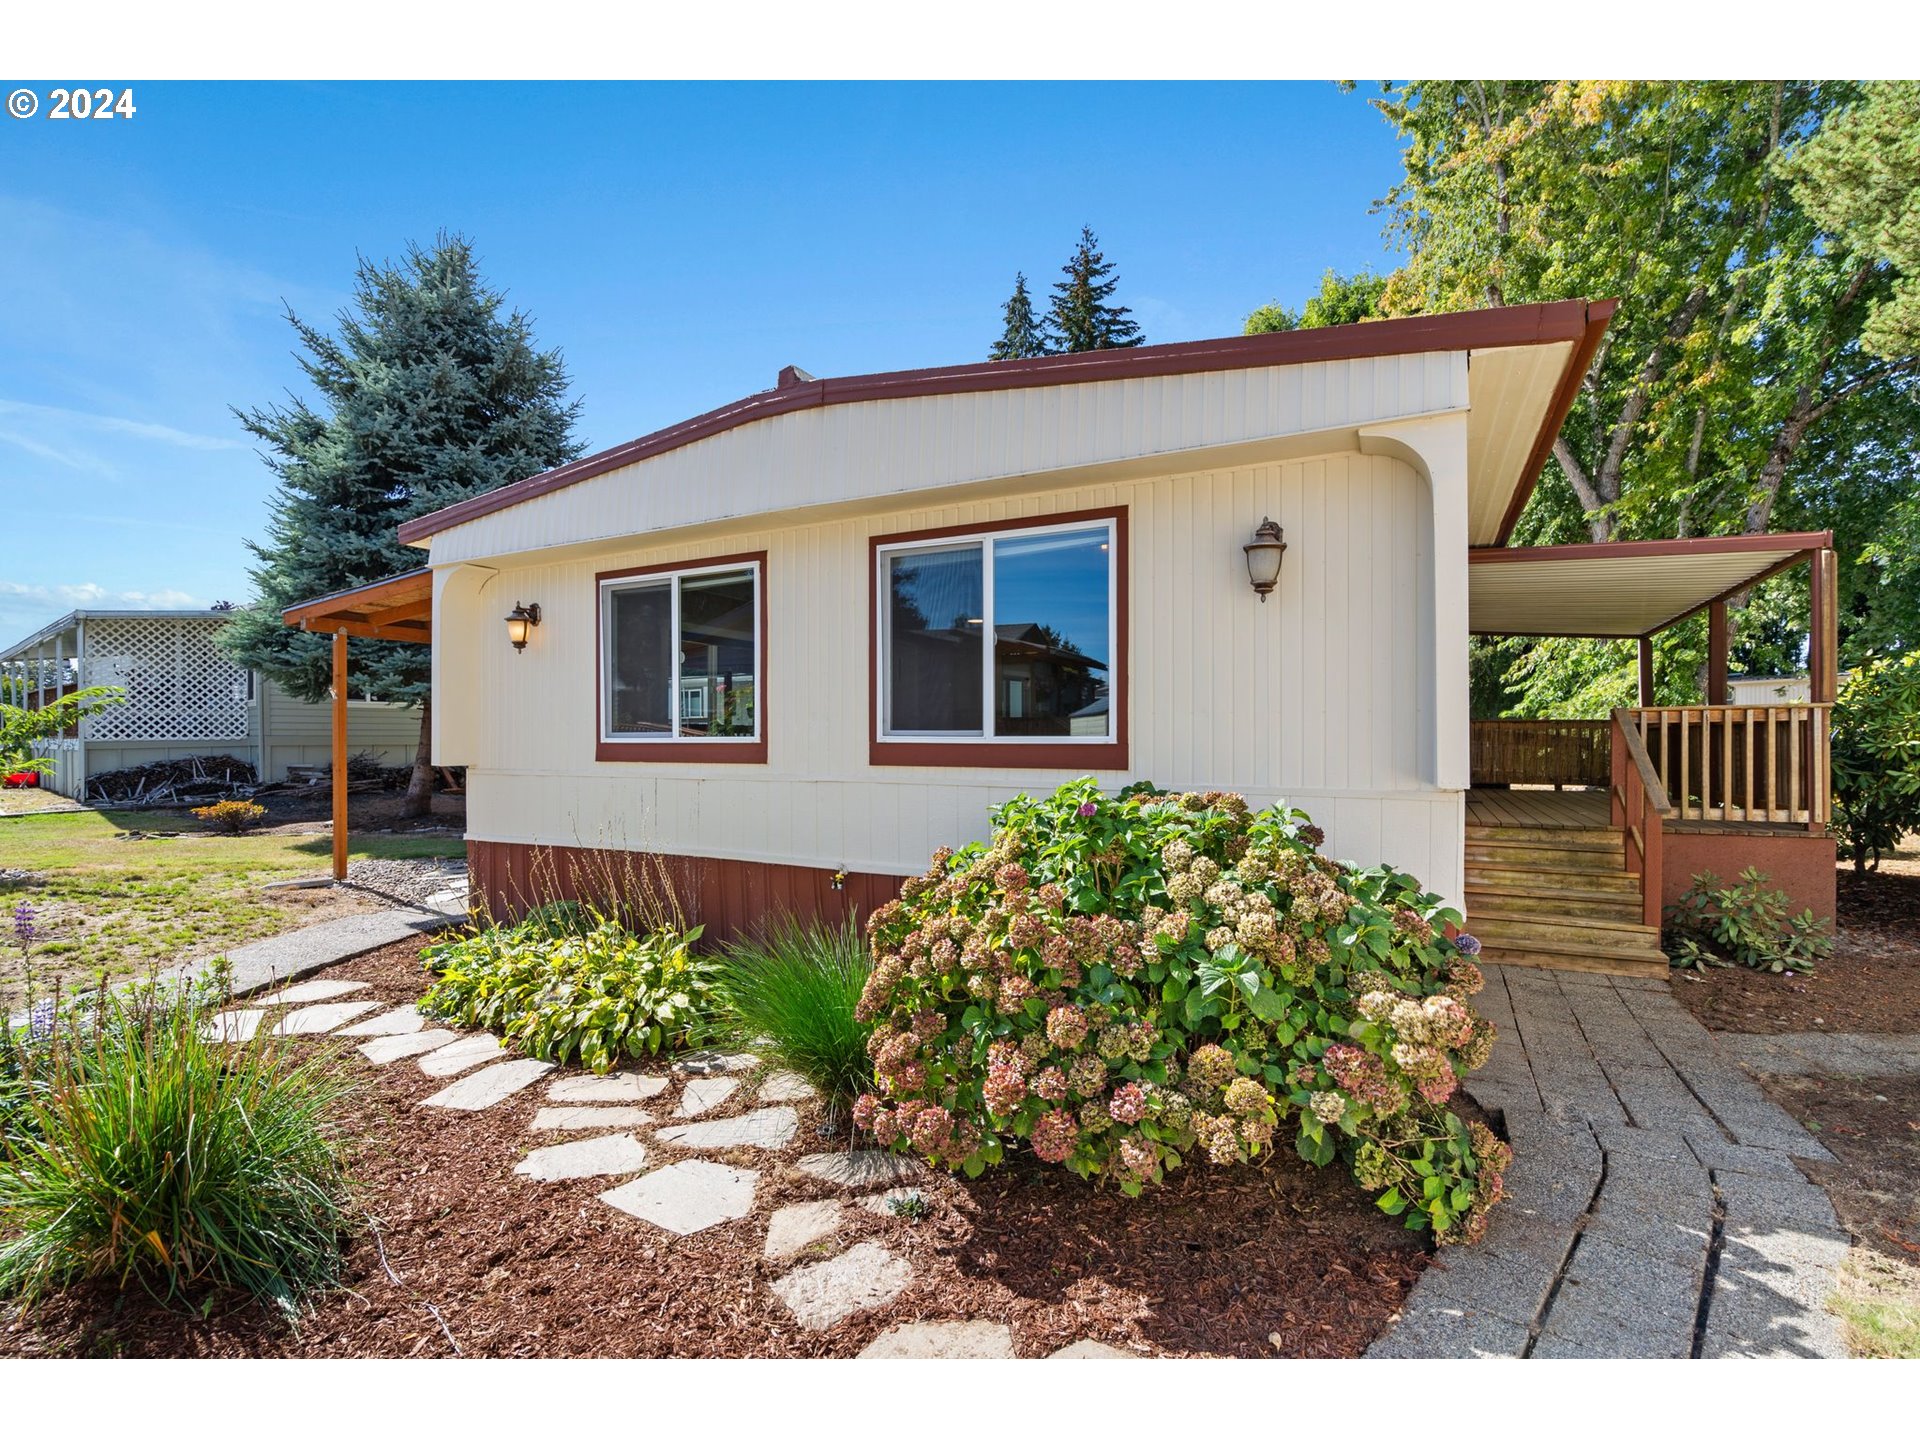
[359,1029,463,1065]
[675,1076,739,1116]
[674,1051,760,1077]
[758,1069,818,1102]
[204,1009,265,1043]
[795,1150,925,1190]
[515,1133,651,1183]
[770,1241,912,1330]
[418,1033,505,1076]
[261,979,371,1006]
[530,1105,656,1131]
[764,1199,843,1260]
[422,1058,555,1111]
[270,1000,382,1036]
[599,1159,758,1235]
[857,1186,929,1218]
[1049,1339,1132,1358]
[859,1320,1016,1358]
[548,1071,669,1103]
[338,1004,426,1037]
[657,1106,798,1151]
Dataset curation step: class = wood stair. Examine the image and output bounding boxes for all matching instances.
[1463,821,1669,977]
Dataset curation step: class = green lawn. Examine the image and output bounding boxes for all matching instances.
[1,808,463,1003]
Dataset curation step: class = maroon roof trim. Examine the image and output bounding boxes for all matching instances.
[398,299,1614,546]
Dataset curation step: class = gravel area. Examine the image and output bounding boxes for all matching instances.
[341,857,469,909]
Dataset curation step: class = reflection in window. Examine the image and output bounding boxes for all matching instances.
[678,568,757,737]
[604,565,759,741]
[607,582,672,734]
[886,546,984,734]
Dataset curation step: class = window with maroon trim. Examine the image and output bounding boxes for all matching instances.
[873,513,1123,766]
[599,558,763,758]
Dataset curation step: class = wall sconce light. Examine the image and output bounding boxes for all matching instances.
[1243,517,1287,602]
[504,602,541,652]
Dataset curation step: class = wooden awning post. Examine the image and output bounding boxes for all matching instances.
[1638,635,1655,706]
[1706,601,1729,705]
[332,630,348,883]
[1809,548,1838,704]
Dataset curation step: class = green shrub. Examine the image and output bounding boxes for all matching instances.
[0,984,352,1313]
[1664,867,1834,974]
[854,778,1511,1243]
[191,798,269,834]
[1832,654,1920,875]
[715,918,872,1120]
[419,915,716,1071]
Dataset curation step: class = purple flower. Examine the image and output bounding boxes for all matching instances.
[1455,933,1482,957]
[12,900,33,952]
[1077,801,1098,818]
[28,998,55,1040]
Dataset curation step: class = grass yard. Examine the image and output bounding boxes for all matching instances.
[0,808,463,1005]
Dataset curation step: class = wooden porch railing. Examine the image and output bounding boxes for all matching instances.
[1470,719,1611,788]
[1609,709,1669,928]
[1625,704,1831,828]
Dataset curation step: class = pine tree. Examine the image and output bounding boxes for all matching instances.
[219,234,582,815]
[988,272,1052,360]
[1047,225,1145,352]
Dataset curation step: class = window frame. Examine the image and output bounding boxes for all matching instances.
[595,551,768,764]
[868,507,1128,770]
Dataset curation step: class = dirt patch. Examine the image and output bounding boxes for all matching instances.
[1670,865,1920,1035]
[251,788,465,835]
[0,936,1428,1358]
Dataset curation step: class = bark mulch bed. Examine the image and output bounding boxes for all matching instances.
[0,936,1428,1359]
[1671,864,1920,1036]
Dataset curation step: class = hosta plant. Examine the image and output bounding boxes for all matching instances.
[419,911,716,1071]
[854,778,1511,1243]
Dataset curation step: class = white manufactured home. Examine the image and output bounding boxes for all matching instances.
[290,300,1838,976]
[0,609,420,799]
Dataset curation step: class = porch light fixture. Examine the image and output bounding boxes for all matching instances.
[504,602,541,652]
[1243,517,1287,602]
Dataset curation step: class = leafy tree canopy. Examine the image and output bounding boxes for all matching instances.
[1244,269,1388,334]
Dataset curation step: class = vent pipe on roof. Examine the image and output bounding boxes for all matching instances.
[776,365,816,389]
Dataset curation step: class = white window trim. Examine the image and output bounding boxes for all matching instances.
[599,559,762,745]
[875,515,1118,746]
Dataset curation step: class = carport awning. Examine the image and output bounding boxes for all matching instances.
[283,568,432,642]
[1468,532,1833,638]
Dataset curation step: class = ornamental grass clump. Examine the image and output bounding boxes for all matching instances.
[714,918,872,1123]
[854,777,1511,1242]
[0,984,353,1313]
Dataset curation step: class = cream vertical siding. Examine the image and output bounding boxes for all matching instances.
[444,448,1465,905]
[256,678,421,781]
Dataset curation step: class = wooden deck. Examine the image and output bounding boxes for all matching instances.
[1466,788,1611,830]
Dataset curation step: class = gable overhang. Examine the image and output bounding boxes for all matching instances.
[397,299,1615,561]
[282,568,434,644]
[1468,532,1834,639]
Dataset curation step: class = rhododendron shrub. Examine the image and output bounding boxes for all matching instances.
[855,778,1511,1242]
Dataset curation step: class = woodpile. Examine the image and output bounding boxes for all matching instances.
[276,752,413,794]
[85,754,258,807]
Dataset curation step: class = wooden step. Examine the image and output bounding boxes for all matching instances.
[1477,944,1670,979]
[1466,884,1643,922]
[1467,912,1663,954]
[1465,840,1626,873]
[1464,863,1643,895]
[1465,823,1621,850]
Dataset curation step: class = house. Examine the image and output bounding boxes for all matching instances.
[295,299,1838,977]
[0,608,421,799]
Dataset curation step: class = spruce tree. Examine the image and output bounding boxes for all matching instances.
[1047,225,1145,352]
[988,272,1052,359]
[220,234,582,815]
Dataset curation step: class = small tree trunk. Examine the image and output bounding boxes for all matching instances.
[402,697,434,819]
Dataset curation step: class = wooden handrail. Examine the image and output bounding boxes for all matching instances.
[1610,708,1667,929]
[1625,703,1830,828]
[1616,714,1671,814]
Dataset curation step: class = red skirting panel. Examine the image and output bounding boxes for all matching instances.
[466,839,908,943]
[1660,830,1837,924]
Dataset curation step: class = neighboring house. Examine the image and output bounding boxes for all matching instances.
[307,299,1836,976]
[0,609,419,798]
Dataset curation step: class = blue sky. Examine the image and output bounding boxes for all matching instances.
[0,81,1408,640]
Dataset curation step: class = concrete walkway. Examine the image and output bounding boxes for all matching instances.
[1371,964,1849,1359]
[1718,1029,1920,1079]
[177,905,463,997]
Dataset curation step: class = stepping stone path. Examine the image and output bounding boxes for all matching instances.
[674,1051,760,1076]
[359,1029,463,1064]
[422,1058,555,1111]
[261,979,371,1006]
[530,1105,656,1131]
[270,1001,382,1036]
[771,1241,912,1330]
[549,1071,669,1102]
[764,1199,843,1260]
[657,1106,798,1151]
[600,1159,758,1235]
[339,1005,426,1037]
[204,1009,264,1043]
[675,1076,739,1116]
[1049,1340,1131,1358]
[757,1070,817,1102]
[418,1033,505,1076]
[859,1320,1015,1358]
[795,1150,925,1189]
[516,1134,651,1183]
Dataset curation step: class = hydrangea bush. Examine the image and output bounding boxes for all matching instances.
[854,778,1512,1242]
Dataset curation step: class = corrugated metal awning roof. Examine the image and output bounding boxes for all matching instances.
[1469,532,1832,638]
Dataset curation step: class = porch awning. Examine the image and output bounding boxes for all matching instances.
[283,568,433,642]
[1467,532,1833,638]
